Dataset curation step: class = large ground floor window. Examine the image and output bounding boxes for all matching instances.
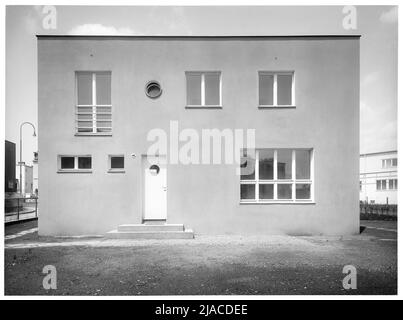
[240,148,314,203]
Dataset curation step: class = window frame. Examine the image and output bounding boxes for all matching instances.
[57,155,92,173]
[185,71,222,108]
[240,148,314,204]
[108,155,125,173]
[258,71,295,108]
[75,71,112,136]
[382,158,397,168]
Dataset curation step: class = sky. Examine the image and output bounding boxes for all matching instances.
[5,5,398,166]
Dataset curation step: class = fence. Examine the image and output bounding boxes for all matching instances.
[360,203,397,220]
[4,196,38,223]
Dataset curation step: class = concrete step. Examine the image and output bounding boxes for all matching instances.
[118,224,184,232]
[105,229,194,239]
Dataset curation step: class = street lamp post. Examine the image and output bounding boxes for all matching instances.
[19,122,36,195]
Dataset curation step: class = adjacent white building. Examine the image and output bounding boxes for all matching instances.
[360,150,398,204]
[16,163,34,197]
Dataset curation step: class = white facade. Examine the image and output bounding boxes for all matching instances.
[360,151,398,204]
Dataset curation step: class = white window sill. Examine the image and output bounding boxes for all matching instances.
[107,169,125,173]
[240,200,315,205]
[75,133,112,136]
[258,105,296,109]
[57,169,92,174]
[185,105,222,109]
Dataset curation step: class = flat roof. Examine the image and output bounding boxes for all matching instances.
[36,34,361,39]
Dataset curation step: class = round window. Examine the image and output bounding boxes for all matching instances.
[145,81,162,99]
[149,164,160,175]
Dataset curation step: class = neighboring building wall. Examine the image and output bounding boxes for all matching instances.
[33,152,38,194]
[5,140,17,192]
[16,164,34,196]
[38,36,360,236]
[360,151,398,204]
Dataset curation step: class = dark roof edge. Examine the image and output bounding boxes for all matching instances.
[360,150,398,157]
[36,34,361,39]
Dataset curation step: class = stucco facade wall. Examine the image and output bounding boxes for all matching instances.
[38,36,360,236]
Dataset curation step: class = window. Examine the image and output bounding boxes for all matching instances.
[240,148,313,203]
[76,71,112,134]
[58,155,92,172]
[186,72,221,107]
[389,179,398,190]
[376,179,397,190]
[108,155,125,172]
[382,158,397,168]
[259,72,295,107]
[360,181,362,192]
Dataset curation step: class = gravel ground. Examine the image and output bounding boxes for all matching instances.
[4,220,397,295]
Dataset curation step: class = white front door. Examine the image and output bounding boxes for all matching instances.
[143,155,167,220]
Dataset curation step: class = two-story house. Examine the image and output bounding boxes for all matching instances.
[37,35,360,237]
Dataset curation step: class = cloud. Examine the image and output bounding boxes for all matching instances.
[379,7,398,24]
[68,24,136,35]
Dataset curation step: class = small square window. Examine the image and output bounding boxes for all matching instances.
[240,184,255,200]
[78,157,92,169]
[186,72,221,107]
[108,155,125,172]
[61,157,75,169]
[111,156,124,169]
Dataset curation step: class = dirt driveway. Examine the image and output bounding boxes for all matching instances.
[4,220,397,295]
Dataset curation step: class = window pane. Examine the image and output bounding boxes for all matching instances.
[277,150,292,179]
[392,158,397,166]
[296,184,311,199]
[186,73,201,105]
[77,106,93,113]
[259,74,274,105]
[295,150,310,179]
[97,106,112,113]
[278,184,292,199]
[96,72,111,105]
[61,157,74,169]
[259,149,274,179]
[205,73,220,105]
[97,114,112,120]
[77,73,92,105]
[77,127,93,133]
[395,179,398,189]
[78,157,91,169]
[389,179,394,189]
[240,151,255,180]
[97,128,112,133]
[259,184,274,199]
[77,114,92,120]
[376,180,381,190]
[382,180,387,190]
[111,156,124,169]
[241,184,255,200]
[97,121,112,128]
[77,121,93,128]
[277,74,293,105]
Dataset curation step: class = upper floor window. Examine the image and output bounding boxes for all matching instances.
[259,71,295,107]
[382,158,397,168]
[186,71,221,107]
[76,71,112,135]
[240,148,313,203]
